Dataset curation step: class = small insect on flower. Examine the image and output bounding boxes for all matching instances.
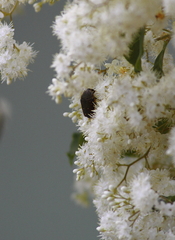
[80,88,96,118]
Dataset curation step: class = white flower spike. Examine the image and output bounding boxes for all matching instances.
[48,0,175,239]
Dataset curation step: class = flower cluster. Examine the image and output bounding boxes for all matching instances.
[3,0,175,238]
[0,22,36,84]
[27,0,60,12]
[0,0,59,14]
[0,2,37,84]
[48,0,175,239]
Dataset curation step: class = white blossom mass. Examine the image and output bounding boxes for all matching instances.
[48,0,175,239]
[2,0,175,239]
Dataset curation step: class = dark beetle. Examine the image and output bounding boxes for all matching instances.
[80,88,96,118]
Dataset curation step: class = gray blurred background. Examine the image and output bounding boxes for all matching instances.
[0,2,97,240]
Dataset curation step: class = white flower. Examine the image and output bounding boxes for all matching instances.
[97,211,132,240]
[49,0,175,239]
[47,78,68,103]
[52,0,164,64]
[130,171,158,213]
[0,42,37,84]
[51,53,72,79]
[158,201,175,217]
[162,0,175,17]
[0,22,14,48]
[0,23,37,84]
[71,173,95,207]
[0,0,15,10]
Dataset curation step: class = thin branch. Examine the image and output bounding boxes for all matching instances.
[116,147,151,188]
[0,1,19,22]
[129,210,140,227]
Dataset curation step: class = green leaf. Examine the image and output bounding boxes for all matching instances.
[124,27,145,73]
[121,149,138,158]
[152,117,172,134]
[67,132,85,166]
[152,40,169,79]
[158,195,175,204]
